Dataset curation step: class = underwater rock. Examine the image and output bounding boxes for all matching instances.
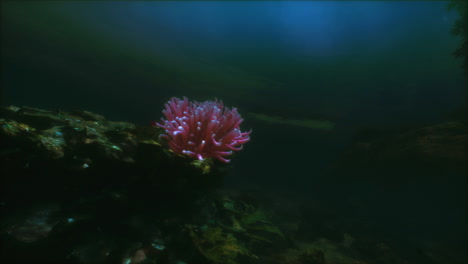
[175,192,290,264]
[0,106,226,206]
[335,121,468,179]
[185,224,252,264]
[298,248,325,264]
[68,241,115,264]
[0,106,291,264]
[270,240,361,264]
[1,105,381,264]
[4,204,60,243]
[0,105,230,263]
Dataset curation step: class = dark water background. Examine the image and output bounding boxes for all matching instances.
[1,1,466,262]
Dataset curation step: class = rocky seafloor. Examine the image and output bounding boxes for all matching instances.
[0,106,466,264]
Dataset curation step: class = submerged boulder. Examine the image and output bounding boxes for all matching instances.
[334,121,468,181]
[0,106,226,208]
[0,106,291,264]
[0,106,231,263]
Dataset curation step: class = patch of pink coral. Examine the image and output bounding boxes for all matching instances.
[154,97,251,163]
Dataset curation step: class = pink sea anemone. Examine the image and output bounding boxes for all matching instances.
[153,97,251,163]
